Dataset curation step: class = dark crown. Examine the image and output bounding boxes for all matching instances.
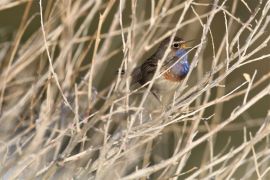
[160,36,183,47]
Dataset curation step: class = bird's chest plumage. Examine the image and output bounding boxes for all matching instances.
[152,76,180,94]
[163,60,190,81]
[151,56,189,94]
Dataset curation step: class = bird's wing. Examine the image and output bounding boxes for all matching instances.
[131,66,142,84]
[139,56,159,84]
[131,54,179,85]
[137,55,180,84]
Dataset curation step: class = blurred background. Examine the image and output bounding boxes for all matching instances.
[0,0,269,179]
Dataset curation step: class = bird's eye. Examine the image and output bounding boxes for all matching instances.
[172,43,180,48]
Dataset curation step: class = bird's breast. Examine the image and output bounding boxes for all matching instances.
[163,60,190,81]
[152,76,180,94]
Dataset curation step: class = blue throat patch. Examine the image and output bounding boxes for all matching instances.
[173,49,190,77]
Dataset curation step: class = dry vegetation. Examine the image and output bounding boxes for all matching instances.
[0,0,270,179]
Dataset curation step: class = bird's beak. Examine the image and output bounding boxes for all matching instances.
[181,39,196,49]
[181,43,194,49]
[181,43,189,49]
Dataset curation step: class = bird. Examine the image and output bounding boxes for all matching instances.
[130,36,191,98]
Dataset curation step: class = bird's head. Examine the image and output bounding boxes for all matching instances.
[155,36,191,63]
[157,36,192,80]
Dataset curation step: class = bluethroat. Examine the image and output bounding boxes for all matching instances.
[131,36,191,96]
